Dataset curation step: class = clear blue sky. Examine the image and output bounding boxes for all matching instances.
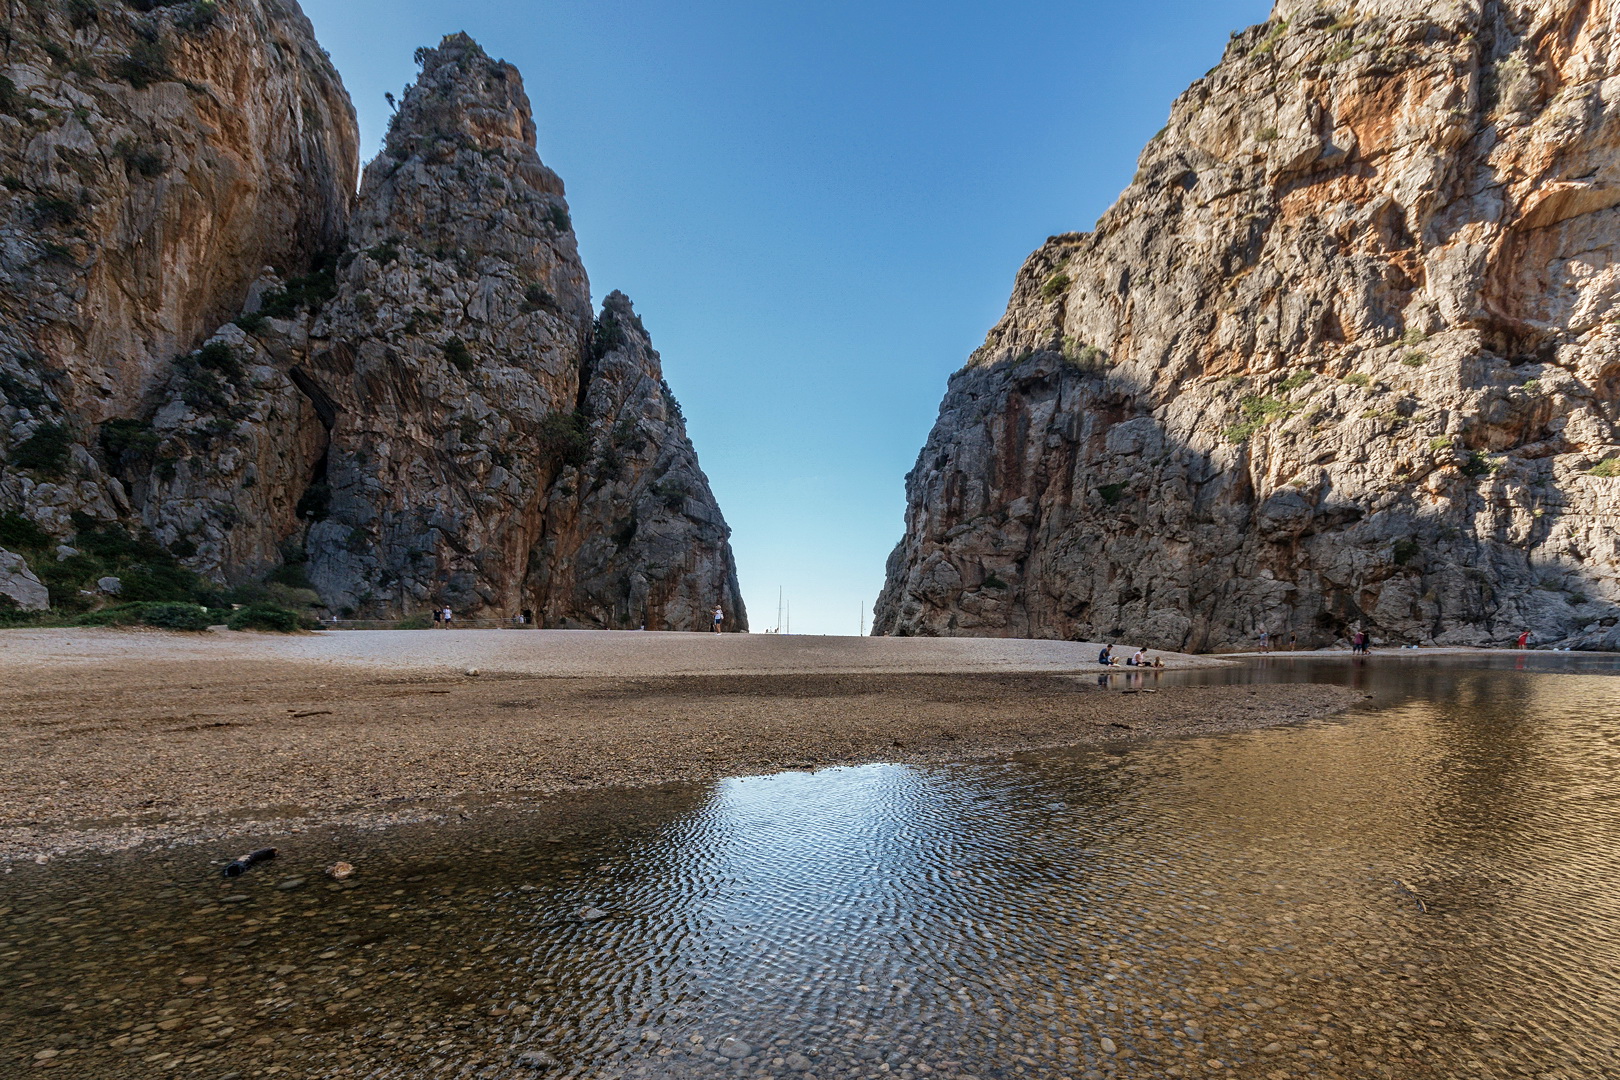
[300,0,1272,636]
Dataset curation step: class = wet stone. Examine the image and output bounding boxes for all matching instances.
[516,1050,559,1070]
[716,1037,752,1059]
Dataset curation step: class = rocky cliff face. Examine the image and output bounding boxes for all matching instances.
[878,0,1620,650]
[1,13,743,629]
[1,0,355,535]
[528,292,746,631]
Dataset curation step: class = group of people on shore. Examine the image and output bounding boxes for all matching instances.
[1096,644,1163,668]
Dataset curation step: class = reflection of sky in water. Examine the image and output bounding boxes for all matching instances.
[3,658,1620,1079]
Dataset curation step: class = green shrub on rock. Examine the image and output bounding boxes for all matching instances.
[227,603,316,633]
[11,422,74,477]
[75,602,214,631]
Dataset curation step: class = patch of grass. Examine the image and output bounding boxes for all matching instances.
[1518,377,1540,391]
[11,422,74,478]
[1587,458,1620,478]
[1257,126,1280,142]
[1323,39,1357,64]
[1400,328,1428,345]
[1278,369,1315,392]
[546,203,571,232]
[233,311,267,332]
[1062,338,1107,369]
[76,601,213,631]
[442,337,475,373]
[1341,372,1372,388]
[1460,451,1501,478]
[981,572,1008,590]
[1098,482,1128,505]
[1392,538,1420,566]
[227,603,315,633]
[1428,435,1455,452]
[1252,19,1288,56]
[1402,351,1427,367]
[1040,271,1071,300]
[1225,394,1294,444]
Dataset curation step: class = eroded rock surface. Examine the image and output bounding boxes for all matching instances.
[529,292,745,631]
[0,548,47,611]
[878,0,1620,649]
[1,17,742,628]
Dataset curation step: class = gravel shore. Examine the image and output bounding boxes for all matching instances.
[0,629,1358,861]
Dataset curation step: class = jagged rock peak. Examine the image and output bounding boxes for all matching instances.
[531,291,748,632]
[385,33,538,158]
[596,291,652,350]
[0,12,746,632]
[349,31,579,278]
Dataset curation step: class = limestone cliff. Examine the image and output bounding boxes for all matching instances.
[878,0,1620,650]
[529,292,745,631]
[0,0,355,535]
[1,14,743,629]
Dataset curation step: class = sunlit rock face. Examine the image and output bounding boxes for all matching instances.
[0,0,356,551]
[877,0,1620,650]
[1,17,742,628]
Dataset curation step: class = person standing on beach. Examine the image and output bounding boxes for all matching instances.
[712,605,724,633]
[1259,629,1271,653]
[1517,630,1530,649]
[442,605,453,629]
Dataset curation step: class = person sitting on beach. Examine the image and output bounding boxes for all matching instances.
[1131,649,1147,667]
[1098,644,1113,665]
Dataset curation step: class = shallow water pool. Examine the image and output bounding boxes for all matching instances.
[2,654,1618,1079]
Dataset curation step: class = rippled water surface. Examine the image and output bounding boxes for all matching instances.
[4,655,1620,1079]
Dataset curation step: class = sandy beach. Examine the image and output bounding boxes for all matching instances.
[0,629,1358,861]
